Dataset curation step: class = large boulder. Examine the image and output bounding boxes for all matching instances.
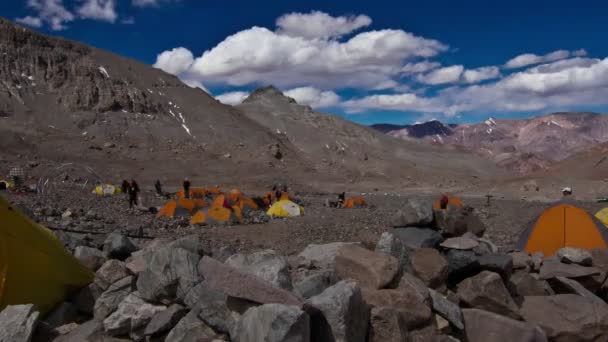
[43,302,78,328]
[0,304,40,342]
[93,276,135,319]
[53,320,104,342]
[103,293,166,339]
[511,252,533,270]
[196,294,241,337]
[369,307,409,342]
[298,242,357,270]
[198,256,304,307]
[509,271,551,298]
[103,233,137,261]
[478,253,513,282]
[434,207,467,237]
[95,259,130,290]
[237,304,310,342]
[429,289,464,330]
[411,248,448,288]
[71,282,103,316]
[143,303,187,337]
[463,308,547,342]
[363,289,432,329]
[556,247,593,266]
[591,248,608,273]
[166,234,205,256]
[335,245,399,290]
[294,271,335,299]
[393,228,443,249]
[444,249,481,286]
[547,276,604,303]
[397,273,430,304]
[136,246,201,303]
[225,250,292,290]
[457,271,521,319]
[74,246,107,271]
[539,259,600,280]
[520,294,608,342]
[165,309,217,342]
[308,280,369,342]
[375,231,413,274]
[392,199,434,227]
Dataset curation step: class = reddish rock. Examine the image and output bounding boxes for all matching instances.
[463,308,547,342]
[335,245,399,290]
[411,248,449,289]
[363,289,432,329]
[457,271,521,320]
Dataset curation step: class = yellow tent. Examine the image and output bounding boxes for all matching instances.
[92,184,121,196]
[267,200,303,218]
[0,180,12,190]
[596,208,608,227]
[0,196,94,314]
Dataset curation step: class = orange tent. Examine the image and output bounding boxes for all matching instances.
[226,189,245,206]
[157,199,207,218]
[516,202,608,256]
[191,194,243,225]
[176,188,208,200]
[433,196,463,210]
[342,197,367,209]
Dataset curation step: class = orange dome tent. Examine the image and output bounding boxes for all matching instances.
[157,199,207,218]
[433,196,463,210]
[176,188,208,200]
[516,202,608,256]
[226,189,245,206]
[191,194,243,225]
[342,197,367,209]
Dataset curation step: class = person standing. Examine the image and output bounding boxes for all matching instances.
[128,179,140,209]
[155,180,163,196]
[183,178,191,199]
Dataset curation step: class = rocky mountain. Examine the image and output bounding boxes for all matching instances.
[376,113,608,174]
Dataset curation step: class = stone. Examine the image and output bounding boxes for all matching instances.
[429,289,464,330]
[103,293,166,338]
[225,249,293,290]
[165,310,217,342]
[444,250,481,286]
[369,307,409,342]
[531,252,543,272]
[591,248,608,272]
[434,314,450,334]
[94,276,135,320]
[54,231,90,251]
[548,276,604,303]
[43,302,78,328]
[375,231,413,274]
[457,271,521,319]
[463,308,547,342]
[335,244,399,289]
[363,289,432,329]
[462,208,486,237]
[294,271,334,299]
[136,247,201,303]
[434,207,467,237]
[397,273,430,304]
[476,237,499,255]
[556,247,593,266]
[509,271,551,297]
[237,304,310,342]
[539,259,601,280]
[53,320,104,342]
[95,259,130,290]
[199,256,304,307]
[440,236,479,250]
[411,248,448,289]
[298,242,356,270]
[166,234,205,256]
[392,199,434,227]
[103,233,137,261]
[197,295,241,337]
[478,253,513,282]
[71,282,103,316]
[511,251,533,270]
[212,245,237,262]
[144,303,187,337]
[0,304,40,342]
[74,246,107,271]
[183,280,226,309]
[520,294,608,342]
[309,280,369,342]
[393,227,443,249]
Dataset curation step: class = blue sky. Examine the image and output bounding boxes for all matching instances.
[3,0,608,125]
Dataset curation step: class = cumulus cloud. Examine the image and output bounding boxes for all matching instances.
[77,0,117,23]
[504,49,583,69]
[284,87,341,108]
[462,66,501,84]
[153,47,194,75]
[400,61,441,74]
[154,12,448,90]
[343,93,443,114]
[417,65,464,85]
[15,16,43,28]
[215,91,249,105]
[276,11,371,39]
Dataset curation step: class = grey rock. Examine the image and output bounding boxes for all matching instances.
[103,293,166,338]
[183,281,226,309]
[143,304,187,337]
[434,207,467,237]
[478,253,513,282]
[167,235,205,256]
[548,276,605,303]
[457,271,521,320]
[71,282,103,316]
[43,302,78,328]
[165,310,217,342]
[237,304,310,342]
[212,245,237,263]
[392,199,434,227]
[95,259,129,290]
[74,246,107,271]
[397,273,430,304]
[196,296,241,337]
[94,276,135,320]
[225,250,292,290]
[103,233,137,261]
[0,304,40,342]
[444,249,481,286]
[363,289,432,330]
[440,236,479,250]
[411,248,448,289]
[394,227,443,250]
[294,272,334,299]
[53,320,104,342]
[531,252,543,272]
[54,231,90,251]
[429,289,464,330]
[510,251,533,270]
[309,280,369,342]
[463,308,547,342]
[509,271,551,297]
[539,259,601,280]
[298,242,356,270]
[556,247,593,266]
[375,231,414,275]
[369,307,409,342]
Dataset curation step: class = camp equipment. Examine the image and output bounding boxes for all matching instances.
[267,200,303,218]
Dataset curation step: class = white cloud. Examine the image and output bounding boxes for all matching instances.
[417,65,464,85]
[215,91,249,105]
[343,93,443,114]
[121,17,135,25]
[77,0,117,23]
[153,47,194,75]
[284,87,340,108]
[15,16,43,28]
[462,66,501,84]
[132,0,158,6]
[400,61,441,74]
[276,11,371,39]
[154,12,448,90]
[23,0,74,31]
[504,49,577,69]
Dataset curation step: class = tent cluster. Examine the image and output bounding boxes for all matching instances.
[92,184,122,196]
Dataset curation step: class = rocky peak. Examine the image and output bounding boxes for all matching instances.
[243,86,298,106]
